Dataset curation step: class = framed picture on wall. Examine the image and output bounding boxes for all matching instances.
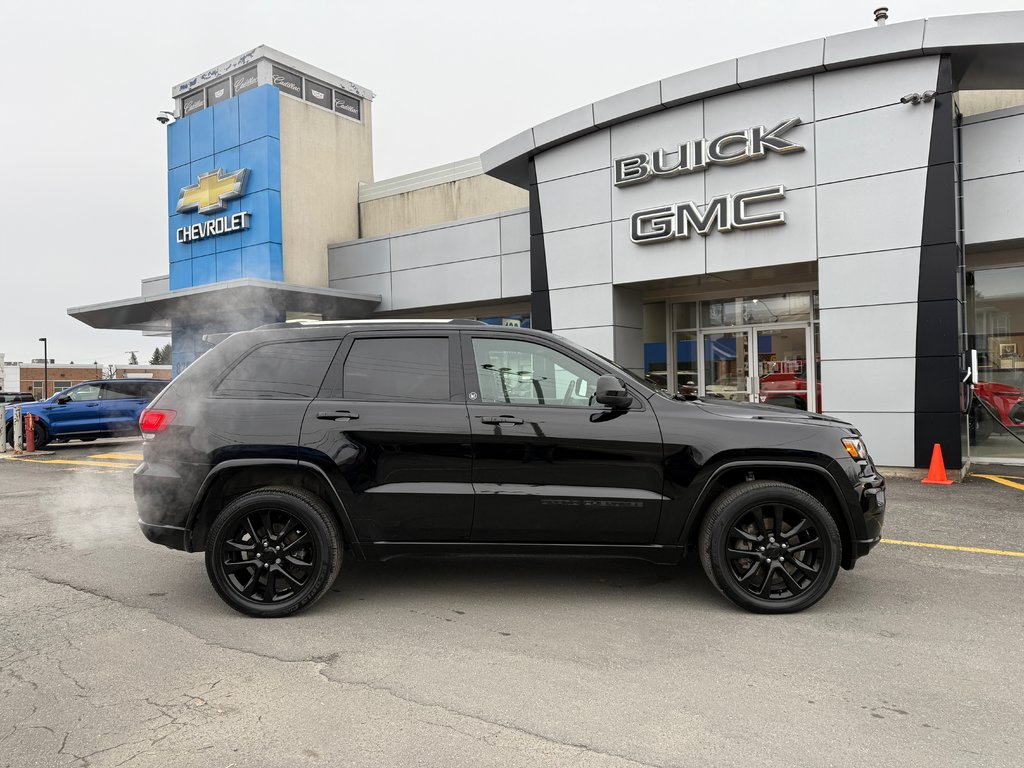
[998,343,1018,357]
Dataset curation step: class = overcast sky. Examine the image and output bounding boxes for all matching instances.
[0,0,1019,365]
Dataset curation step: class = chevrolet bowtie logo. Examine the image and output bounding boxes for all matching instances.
[176,168,249,215]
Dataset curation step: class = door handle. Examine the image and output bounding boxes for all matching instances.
[480,415,524,425]
[86,403,100,407]
[316,410,358,421]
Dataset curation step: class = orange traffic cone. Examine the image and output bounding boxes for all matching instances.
[921,443,953,485]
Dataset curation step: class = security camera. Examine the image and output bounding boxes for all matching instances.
[156,111,175,124]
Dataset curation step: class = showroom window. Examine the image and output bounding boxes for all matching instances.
[642,291,820,411]
[967,266,1024,461]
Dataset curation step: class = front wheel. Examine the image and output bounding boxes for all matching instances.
[205,487,342,618]
[699,481,842,614]
[6,421,48,449]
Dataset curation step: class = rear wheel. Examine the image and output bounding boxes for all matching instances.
[205,487,342,618]
[699,481,841,614]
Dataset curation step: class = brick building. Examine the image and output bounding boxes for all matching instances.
[11,364,171,400]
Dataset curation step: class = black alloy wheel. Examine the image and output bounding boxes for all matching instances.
[205,487,342,618]
[700,481,841,614]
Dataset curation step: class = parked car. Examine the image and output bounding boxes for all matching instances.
[969,380,1024,443]
[0,392,34,404]
[135,320,885,618]
[3,379,168,448]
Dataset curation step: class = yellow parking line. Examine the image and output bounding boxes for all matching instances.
[89,452,144,460]
[5,457,137,469]
[972,473,1024,491]
[882,538,1024,558]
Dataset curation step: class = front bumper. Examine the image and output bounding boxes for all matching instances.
[839,456,886,562]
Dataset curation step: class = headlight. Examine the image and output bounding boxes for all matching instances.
[842,437,868,461]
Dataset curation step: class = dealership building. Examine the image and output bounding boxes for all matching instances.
[71,11,1024,469]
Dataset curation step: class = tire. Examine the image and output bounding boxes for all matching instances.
[32,421,49,449]
[699,481,842,614]
[969,404,994,445]
[205,487,343,618]
[10,420,49,449]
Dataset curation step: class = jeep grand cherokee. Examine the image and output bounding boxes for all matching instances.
[135,320,885,617]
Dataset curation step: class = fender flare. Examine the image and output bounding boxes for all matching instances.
[184,458,362,558]
[677,459,856,555]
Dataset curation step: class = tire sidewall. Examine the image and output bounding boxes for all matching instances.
[707,483,841,614]
[205,489,339,618]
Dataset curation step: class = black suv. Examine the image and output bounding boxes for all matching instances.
[135,320,885,617]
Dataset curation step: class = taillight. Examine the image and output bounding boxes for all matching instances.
[139,409,176,436]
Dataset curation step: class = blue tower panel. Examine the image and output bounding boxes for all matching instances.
[192,254,217,286]
[169,259,193,291]
[188,108,214,161]
[168,214,191,263]
[213,99,240,154]
[167,119,190,170]
[167,165,192,216]
[239,85,280,144]
[214,147,241,177]
[239,136,281,193]
[216,249,242,281]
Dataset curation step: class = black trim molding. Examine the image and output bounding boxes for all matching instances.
[528,159,553,332]
[914,55,962,469]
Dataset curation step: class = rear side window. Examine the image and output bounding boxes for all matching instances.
[329,337,449,401]
[101,382,137,400]
[216,340,340,399]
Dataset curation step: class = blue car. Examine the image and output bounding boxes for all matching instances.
[3,379,168,449]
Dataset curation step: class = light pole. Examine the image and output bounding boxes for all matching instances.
[38,338,48,399]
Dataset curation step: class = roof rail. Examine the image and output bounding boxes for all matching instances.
[251,318,489,332]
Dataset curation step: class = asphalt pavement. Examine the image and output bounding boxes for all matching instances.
[1,438,1022,767]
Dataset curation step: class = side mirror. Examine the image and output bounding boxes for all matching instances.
[594,375,633,409]
[57,396,72,404]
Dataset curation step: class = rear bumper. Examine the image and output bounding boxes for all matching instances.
[134,461,194,551]
[139,520,188,551]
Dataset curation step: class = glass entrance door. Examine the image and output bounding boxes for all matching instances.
[702,330,753,402]
[700,324,815,410]
[755,325,816,412]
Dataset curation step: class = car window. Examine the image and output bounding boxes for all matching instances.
[216,340,340,399]
[471,337,598,407]
[101,382,137,400]
[141,382,166,400]
[64,384,101,402]
[330,337,450,402]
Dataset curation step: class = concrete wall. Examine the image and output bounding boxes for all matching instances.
[360,174,528,238]
[962,105,1024,246]
[280,96,374,287]
[328,209,530,312]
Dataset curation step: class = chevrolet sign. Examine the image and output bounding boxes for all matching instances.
[175,168,252,243]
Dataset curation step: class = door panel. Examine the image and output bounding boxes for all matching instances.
[464,334,664,544]
[300,333,474,542]
[44,383,102,434]
[98,383,145,434]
